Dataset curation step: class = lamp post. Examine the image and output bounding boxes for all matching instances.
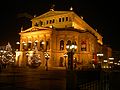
[66,41,77,90]
[44,52,50,71]
[66,41,77,71]
[97,53,104,69]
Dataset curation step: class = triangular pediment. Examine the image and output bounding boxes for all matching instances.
[19,26,50,34]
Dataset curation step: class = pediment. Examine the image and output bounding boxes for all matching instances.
[20,26,50,33]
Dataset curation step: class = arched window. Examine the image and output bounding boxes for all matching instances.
[39,21,43,26]
[34,40,38,47]
[22,43,27,51]
[60,40,64,50]
[27,42,31,50]
[67,40,71,45]
[40,40,44,50]
[81,40,86,51]
[34,23,38,26]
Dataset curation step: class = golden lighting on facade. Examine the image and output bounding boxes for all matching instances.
[35,40,38,42]
[28,41,32,43]
[17,9,105,68]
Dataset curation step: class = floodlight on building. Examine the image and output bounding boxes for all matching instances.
[24,43,27,46]
[28,41,32,43]
[49,25,53,28]
[35,40,38,42]
[41,41,45,44]
[22,41,25,43]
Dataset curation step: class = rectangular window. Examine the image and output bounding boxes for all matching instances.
[62,17,64,22]
[50,20,52,24]
[39,21,43,26]
[28,43,31,49]
[52,19,55,23]
[81,41,87,51]
[81,48,86,51]
[59,18,61,22]
[46,20,48,24]
[66,17,68,21]
[69,17,72,21]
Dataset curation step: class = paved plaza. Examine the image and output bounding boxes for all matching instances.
[0,66,120,90]
[0,67,66,90]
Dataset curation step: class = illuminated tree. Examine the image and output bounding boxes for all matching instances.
[0,42,15,68]
[27,43,41,68]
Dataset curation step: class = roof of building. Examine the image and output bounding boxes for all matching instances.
[31,10,73,20]
[20,10,103,45]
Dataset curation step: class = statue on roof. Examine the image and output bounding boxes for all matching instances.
[70,6,73,11]
[50,4,55,11]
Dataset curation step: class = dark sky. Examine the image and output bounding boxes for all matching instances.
[0,0,119,51]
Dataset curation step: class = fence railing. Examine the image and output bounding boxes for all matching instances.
[75,70,110,90]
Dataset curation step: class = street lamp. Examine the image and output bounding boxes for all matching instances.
[64,53,68,68]
[66,41,77,71]
[44,52,50,71]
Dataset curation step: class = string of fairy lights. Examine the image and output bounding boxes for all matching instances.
[0,43,15,64]
[0,42,41,68]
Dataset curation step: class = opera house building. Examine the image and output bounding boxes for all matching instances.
[16,9,104,69]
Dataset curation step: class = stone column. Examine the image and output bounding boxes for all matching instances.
[44,34,46,51]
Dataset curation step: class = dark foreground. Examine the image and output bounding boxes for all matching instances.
[0,67,120,90]
[0,67,66,90]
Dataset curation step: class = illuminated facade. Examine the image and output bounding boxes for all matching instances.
[17,9,103,68]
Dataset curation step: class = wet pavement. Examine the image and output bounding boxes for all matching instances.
[1,67,120,90]
[0,67,66,90]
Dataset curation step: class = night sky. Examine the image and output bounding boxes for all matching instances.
[0,0,119,51]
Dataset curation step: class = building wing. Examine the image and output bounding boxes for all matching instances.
[30,10,103,45]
